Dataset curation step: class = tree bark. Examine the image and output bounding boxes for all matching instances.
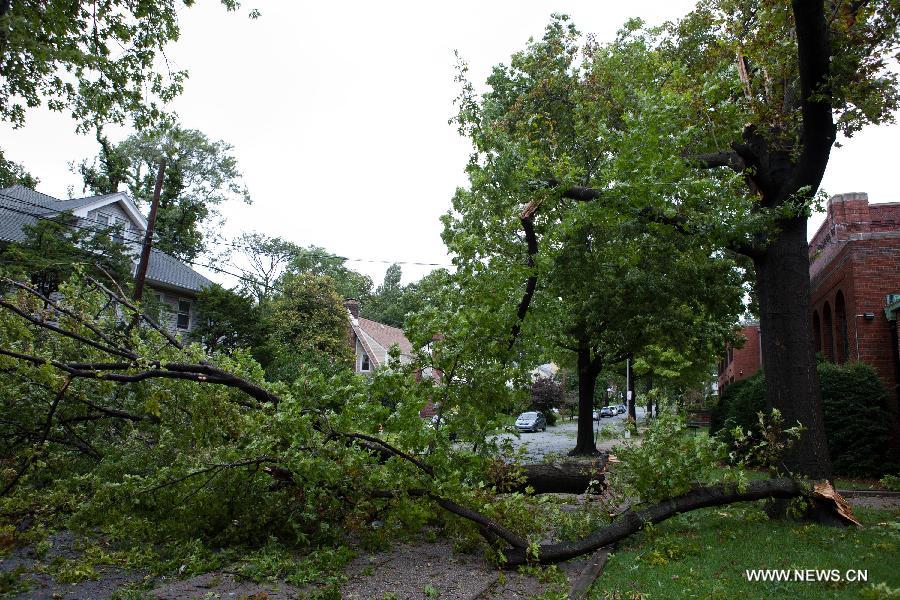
[503,477,849,566]
[753,216,832,479]
[570,341,600,455]
[503,460,607,494]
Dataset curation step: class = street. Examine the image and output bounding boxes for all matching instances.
[494,407,646,462]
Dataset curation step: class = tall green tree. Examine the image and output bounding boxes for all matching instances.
[651,0,900,479]
[0,0,256,132]
[451,2,899,477]
[78,122,250,261]
[192,283,265,355]
[0,150,37,188]
[231,233,301,306]
[266,272,354,380]
[363,263,421,328]
[284,245,373,303]
[447,17,743,454]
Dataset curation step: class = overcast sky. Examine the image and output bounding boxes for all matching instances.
[2,1,897,286]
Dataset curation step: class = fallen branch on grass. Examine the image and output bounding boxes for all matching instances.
[501,478,856,566]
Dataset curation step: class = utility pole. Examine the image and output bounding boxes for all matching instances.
[133,160,166,302]
[627,356,636,421]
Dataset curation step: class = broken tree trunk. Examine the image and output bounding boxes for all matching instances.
[502,460,608,495]
[502,478,856,566]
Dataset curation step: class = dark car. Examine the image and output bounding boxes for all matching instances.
[515,411,547,432]
[616,404,626,414]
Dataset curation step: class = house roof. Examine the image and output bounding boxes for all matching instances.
[358,317,413,356]
[349,314,414,369]
[0,185,211,294]
[146,248,212,294]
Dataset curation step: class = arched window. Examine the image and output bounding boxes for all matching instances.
[812,310,822,355]
[822,302,834,362]
[835,291,848,363]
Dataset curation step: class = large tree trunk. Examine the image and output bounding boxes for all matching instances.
[753,216,832,480]
[501,460,607,494]
[503,477,853,566]
[570,343,599,456]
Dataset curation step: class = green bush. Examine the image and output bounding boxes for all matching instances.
[710,373,765,435]
[818,361,895,477]
[713,362,897,477]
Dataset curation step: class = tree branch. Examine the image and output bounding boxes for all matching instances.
[688,151,746,172]
[1,377,72,497]
[503,477,852,565]
[788,0,836,195]
[0,348,275,408]
[507,200,541,353]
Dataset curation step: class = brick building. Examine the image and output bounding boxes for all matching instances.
[808,193,900,415]
[719,193,900,419]
[717,322,762,391]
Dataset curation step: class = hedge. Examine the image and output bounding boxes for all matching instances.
[711,362,897,477]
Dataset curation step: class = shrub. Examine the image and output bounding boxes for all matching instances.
[530,377,562,426]
[818,361,895,477]
[713,362,897,477]
[710,375,761,434]
[711,373,765,437]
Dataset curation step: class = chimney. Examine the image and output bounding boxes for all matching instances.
[344,298,359,319]
[827,192,870,240]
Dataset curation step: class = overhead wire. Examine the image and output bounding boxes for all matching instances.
[0,189,454,270]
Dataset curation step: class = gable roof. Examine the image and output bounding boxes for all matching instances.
[0,185,211,294]
[349,313,414,369]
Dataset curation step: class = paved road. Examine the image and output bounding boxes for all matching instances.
[494,407,646,462]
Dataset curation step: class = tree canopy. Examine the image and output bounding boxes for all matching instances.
[444,15,746,453]
[77,122,251,261]
[0,0,257,132]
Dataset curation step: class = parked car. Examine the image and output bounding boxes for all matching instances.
[600,406,616,418]
[592,410,601,421]
[616,404,626,414]
[515,411,547,432]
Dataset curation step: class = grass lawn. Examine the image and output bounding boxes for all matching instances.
[590,503,899,599]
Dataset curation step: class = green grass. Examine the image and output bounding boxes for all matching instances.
[590,503,900,599]
[834,478,887,491]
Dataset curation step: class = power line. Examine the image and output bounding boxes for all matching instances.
[0,192,453,299]
[0,190,454,269]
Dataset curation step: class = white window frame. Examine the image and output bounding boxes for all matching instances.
[360,352,370,372]
[176,300,191,331]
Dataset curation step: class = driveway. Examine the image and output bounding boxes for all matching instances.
[494,407,646,462]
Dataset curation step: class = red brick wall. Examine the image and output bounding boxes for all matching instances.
[808,194,900,434]
[719,194,900,441]
[718,324,762,392]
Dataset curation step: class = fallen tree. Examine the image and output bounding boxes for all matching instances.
[505,478,855,565]
[513,460,608,495]
[0,273,858,570]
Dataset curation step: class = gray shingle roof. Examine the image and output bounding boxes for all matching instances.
[0,185,212,294]
[0,184,109,218]
[146,248,212,293]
